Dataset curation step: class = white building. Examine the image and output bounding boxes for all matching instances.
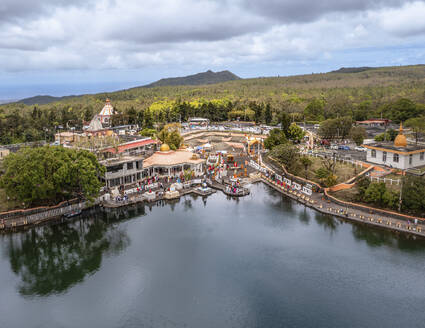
[364,124,425,170]
[98,98,115,126]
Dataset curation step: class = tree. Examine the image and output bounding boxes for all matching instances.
[0,146,104,206]
[374,129,398,142]
[264,128,287,150]
[405,117,425,144]
[315,167,330,181]
[356,176,370,200]
[401,175,425,212]
[139,128,156,137]
[321,156,336,174]
[350,126,367,146]
[279,111,291,134]
[287,123,305,143]
[158,126,183,150]
[383,98,420,123]
[304,99,325,121]
[166,130,183,150]
[264,103,272,124]
[315,166,337,187]
[364,182,387,206]
[269,143,300,172]
[319,116,352,140]
[300,156,313,178]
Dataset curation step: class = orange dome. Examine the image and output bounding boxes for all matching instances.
[160,143,170,152]
[394,123,407,147]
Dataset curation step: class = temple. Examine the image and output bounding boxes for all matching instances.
[364,123,425,170]
[98,98,115,126]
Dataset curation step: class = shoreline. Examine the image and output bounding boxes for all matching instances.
[1,178,425,238]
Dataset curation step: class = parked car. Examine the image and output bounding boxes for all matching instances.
[355,146,366,151]
[338,145,350,150]
[330,144,338,150]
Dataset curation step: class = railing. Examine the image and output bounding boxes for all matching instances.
[365,174,401,185]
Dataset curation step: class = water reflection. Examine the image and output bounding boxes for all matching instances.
[2,213,130,297]
[351,223,425,251]
[314,213,341,232]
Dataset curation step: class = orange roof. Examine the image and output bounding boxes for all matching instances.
[143,150,205,167]
[103,139,158,154]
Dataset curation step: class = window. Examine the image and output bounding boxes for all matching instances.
[421,152,424,161]
[127,162,133,170]
[382,151,387,162]
[106,164,123,173]
[371,149,376,158]
[393,153,399,163]
[409,154,413,165]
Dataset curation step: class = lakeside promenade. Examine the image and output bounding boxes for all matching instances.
[1,160,425,238]
[261,175,425,238]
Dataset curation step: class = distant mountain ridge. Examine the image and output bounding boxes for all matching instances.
[18,95,77,106]
[15,65,425,106]
[143,70,241,88]
[18,70,241,105]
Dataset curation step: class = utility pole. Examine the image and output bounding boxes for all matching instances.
[398,175,403,212]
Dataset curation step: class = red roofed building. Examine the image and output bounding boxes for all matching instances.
[102,138,159,157]
[356,119,391,127]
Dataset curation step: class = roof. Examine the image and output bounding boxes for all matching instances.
[87,116,103,131]
[189,117,209,122]
[103,138,158,154]
[99,99,114,116]
[56,132,75,137]
[143,150,205,167]
[357,119,391,124]
[364,142,425,155]
[101,155,145,166]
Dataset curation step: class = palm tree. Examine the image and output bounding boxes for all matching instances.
[300,156,313,179]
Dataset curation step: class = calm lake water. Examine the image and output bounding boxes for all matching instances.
[1,183,425,328]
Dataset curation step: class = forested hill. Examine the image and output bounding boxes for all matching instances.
[17,70,241,105]
[18,95,77,106]
[143,70,241,88]
[2,64,425,145]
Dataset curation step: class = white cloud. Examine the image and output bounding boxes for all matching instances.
[0,0,424,76]
[376,1,425,37]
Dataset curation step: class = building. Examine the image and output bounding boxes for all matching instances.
[101,138,159,158]
[142,144,205,177]
[356,119,391,127]
[364,124,425,170]
[101,156,145,188]
[189,117,210,127]
[98,98,115,126]
[100,143,205,188]
[55,131,77,145]
[0,147,10,159]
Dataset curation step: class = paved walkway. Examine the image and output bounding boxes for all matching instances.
[261,176,425,238]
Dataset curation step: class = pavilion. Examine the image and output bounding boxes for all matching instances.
[142,144,205,177]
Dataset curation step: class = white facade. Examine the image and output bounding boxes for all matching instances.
[366,148,425,170]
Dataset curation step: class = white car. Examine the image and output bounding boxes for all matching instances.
[355,146,366,151]
[330,145,338,150]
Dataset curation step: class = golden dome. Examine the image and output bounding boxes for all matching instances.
[394,123,407,147]
[160,143,170,152]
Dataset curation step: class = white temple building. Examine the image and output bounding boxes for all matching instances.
[98,98,115,126]
[364,123,425,170]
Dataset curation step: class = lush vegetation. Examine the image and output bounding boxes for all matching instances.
[334,175,425,214]
[1,65,425,145]
[0,146,105,206]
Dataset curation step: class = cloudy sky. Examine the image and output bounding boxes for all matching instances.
[1,0,425,99]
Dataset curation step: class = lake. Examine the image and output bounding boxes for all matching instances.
[1,183,425,328]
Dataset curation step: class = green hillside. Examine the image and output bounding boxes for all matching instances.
[144,70,241,88]
[1,64,425,144]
